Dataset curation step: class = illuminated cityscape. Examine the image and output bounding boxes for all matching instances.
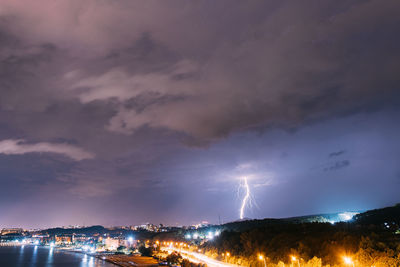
[1,0,400,266]
[1,207,400,266]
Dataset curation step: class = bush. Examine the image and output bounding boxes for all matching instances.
[138,245,153,257]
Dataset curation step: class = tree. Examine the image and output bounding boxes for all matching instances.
[117,246,126,253]
[181,259,192,267]
[166,252,182,265]
[138,245,153,257]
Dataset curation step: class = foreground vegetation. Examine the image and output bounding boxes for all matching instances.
[200,223,399,266]
[199,204,400,266]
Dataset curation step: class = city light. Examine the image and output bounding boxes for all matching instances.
[338,212,359,222]
[207,231,214,240]
[258,254,267,267]
[290,256,300,267]
[343,256,354,266]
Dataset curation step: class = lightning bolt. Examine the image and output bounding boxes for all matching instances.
[240,177,250,220]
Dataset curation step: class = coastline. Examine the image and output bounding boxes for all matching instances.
[0,244,159,266]
[50,247,121,266]
[0,245,119,266]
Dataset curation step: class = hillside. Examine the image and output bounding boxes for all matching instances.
[353,203,400,227]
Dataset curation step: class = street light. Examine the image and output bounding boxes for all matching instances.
[343,256,355,267]
[291,255,300,267]
[225,252,230,263]
[258,254,267,267]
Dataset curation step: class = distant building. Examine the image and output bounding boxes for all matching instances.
[131,223,159,232]
[31,234,51,244]
[1,228,23,235]
[55,235,73,245]
[103,237,120,251]
[73,234,91,244]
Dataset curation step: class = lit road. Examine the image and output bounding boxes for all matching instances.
[163,247,241,267]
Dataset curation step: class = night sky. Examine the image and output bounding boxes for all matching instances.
[0,1,400,228]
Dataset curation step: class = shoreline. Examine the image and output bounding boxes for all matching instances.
[0,245,120,266]
[50,247,121,266]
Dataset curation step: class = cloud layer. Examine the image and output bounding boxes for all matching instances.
[0,0,399,226]
[0,0,398,143]
[0,139,94,161]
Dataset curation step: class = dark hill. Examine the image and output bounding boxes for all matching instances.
[40,225,107,236]
[353,203,400,227]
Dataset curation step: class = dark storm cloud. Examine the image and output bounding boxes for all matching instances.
[79,0,400,143]
[2,0,399,142]
[0,0,399,227]
[324,160,350,172]
[329,150,346,157]
[0,31,58,112]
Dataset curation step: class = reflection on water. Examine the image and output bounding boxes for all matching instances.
[81,253,96,267]
[18,245,25,266]
[46,246,54,267]
[31,245,38,267]
[0,246,114,267]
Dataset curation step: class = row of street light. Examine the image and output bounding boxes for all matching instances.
[256,254,356,267]
[256,254,299,267]
[162,240,356,266]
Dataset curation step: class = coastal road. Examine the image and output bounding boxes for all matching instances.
[163,247,240,267]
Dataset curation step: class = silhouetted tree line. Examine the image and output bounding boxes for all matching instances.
[162,252,205,267]
[201,222,400,265]
[354,203,400,227]
[139,245,154,257]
